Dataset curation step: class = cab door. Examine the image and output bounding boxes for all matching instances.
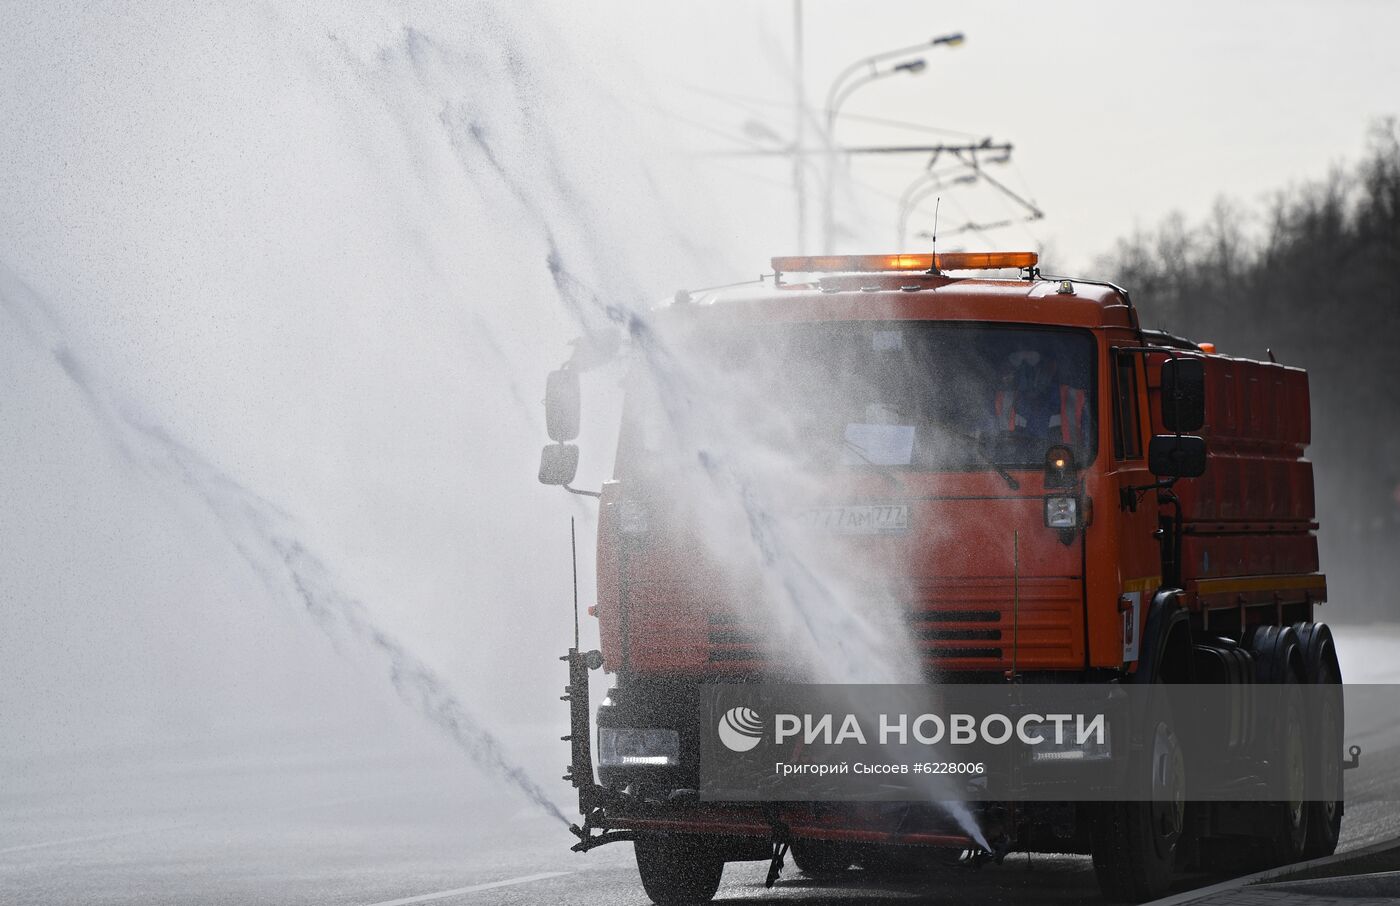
[1110,347,1161,665]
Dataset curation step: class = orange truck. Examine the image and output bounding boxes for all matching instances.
[538,252,1346,903]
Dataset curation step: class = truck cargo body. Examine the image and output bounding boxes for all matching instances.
[1148,354,1325,624]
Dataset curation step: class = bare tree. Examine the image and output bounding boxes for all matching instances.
[1097,123,1400,621]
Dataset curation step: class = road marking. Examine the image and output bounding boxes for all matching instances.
[0,793,386,857]
[0,823,195,855]
[0,830,139,855]
[361,872,573,906]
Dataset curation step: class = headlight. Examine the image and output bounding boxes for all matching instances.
[598,728,680,767]
[1024,720,1112,762]
[1044,495,1079,529]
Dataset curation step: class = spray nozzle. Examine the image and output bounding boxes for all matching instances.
[962,832,1013,869]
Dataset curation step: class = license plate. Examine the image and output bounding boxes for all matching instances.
[798,504,909,535]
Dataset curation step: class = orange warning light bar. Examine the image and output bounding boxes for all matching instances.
[936,251,1038,271]
[771,254,932,273]
[771,251,1037,274]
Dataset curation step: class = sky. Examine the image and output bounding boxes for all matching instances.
[565,0,1400,270]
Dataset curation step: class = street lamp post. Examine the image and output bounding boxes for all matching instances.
[820,32,964,253]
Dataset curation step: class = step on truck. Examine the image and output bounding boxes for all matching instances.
[537,252,1348,904]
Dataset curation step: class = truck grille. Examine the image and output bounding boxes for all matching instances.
[908,577,1081,670]
[907,608,1002,662]
[627,577,1081,673]
[697,576,1069,669]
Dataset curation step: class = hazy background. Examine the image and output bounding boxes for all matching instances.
[1,0,1397,864]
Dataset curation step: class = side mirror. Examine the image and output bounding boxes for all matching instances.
[538,443,580,486]
[1148,434,1207,478]
[545,369,580,442]
[1161,358,1205,433]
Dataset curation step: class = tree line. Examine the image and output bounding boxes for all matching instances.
[1097,122,1400,621]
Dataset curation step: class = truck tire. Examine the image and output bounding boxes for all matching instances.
[1091,687,1186,903]
[790,839,852,877]
[634,836,725,905]
[1292,621,1344,859]
[1260,678,1310,865]
[1246,625,1309,866]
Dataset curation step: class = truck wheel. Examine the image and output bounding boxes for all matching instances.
[1261,679,1309,865]
[1293,622,1344,859]
[634,836,725,905]
[1246,625,1309,866]
[1091,689,1186,903]
[790,839,852,877]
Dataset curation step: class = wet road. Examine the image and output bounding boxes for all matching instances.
[3,627,1398,906]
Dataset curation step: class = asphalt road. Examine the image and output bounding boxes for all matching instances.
[3,628,1398,906]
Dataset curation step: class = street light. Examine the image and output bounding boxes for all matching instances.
[822,32,965,131]
[820,32,965,252]
[826,57,928,132]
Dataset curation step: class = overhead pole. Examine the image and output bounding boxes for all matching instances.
[792,1,807,254]
[702,141,1013,159]
[820,33,965,254]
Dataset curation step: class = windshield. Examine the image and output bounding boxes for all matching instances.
[622,321,1096,474]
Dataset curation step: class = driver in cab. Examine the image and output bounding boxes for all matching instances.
[991,348,1090,449]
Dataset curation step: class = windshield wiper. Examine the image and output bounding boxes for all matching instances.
[977,446,1021,490]
[840,438,904,488]
[941,428,1021,490]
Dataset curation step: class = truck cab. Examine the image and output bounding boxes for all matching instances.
[540,252,1343,904]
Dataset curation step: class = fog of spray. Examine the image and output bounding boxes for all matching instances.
[0,266,569,826]
[0,4,692,823]
[0,3,994,848]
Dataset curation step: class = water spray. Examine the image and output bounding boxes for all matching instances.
[2,276,571,828]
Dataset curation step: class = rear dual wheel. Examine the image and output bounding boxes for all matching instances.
[1262,679,1309,864]
[1294,621,1344,860]
[1197,626,1316,875]
[1245,625,1310,866]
